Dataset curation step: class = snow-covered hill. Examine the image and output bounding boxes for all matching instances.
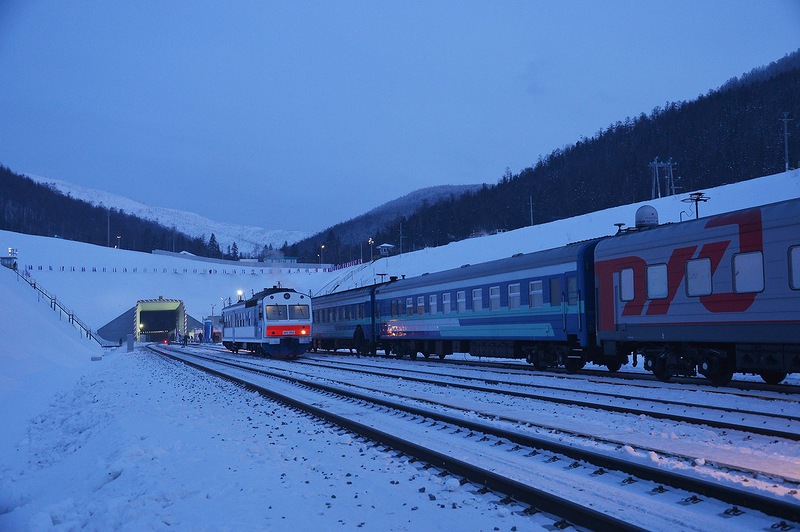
[4,169,798,333]
[26,174,311,254]
[25,174,485,255]
[324,184,484,246]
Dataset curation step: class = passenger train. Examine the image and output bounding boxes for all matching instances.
[222,286,312,357]
[312,198,800,385]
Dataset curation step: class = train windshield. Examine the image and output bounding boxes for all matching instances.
[265,305,287,320]
[289,304,310,319]
[265,304,310,320]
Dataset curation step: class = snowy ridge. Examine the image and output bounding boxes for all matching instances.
[25,174,311,253]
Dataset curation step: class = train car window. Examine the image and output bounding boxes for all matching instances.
[733,251,764,293]
[429,295,438,314]
[406,298,413,316]
[646,264,669,299]
[443,293,452,314]
[619,268,634,301]
[417,296,425,315]
[391,300,397,318]
[508,283,520,309]
[266,305,287,320]
[457,291,466,313]
[472,288,483,311]
[686,258,712,297]
[529,280,543,308]
[489,286,501,310]
[567,276,578,305]
[791,246,800,290]
[289,305,310,319]
[550,278,562,306]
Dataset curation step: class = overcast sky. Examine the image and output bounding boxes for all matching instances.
[1,1,799,233]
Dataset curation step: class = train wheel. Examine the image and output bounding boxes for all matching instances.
[605,360,622,373]
[564,356,584,374]
[527,352,548,370]
[705,365,733,386]
[704,366,733,386]
[700,357,733,386]
[438,353,446,360]
[759,371,787,385]
[650,356,672,382]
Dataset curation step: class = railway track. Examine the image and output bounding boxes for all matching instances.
[311,347,800,393]
[295,355,800,441]
[149,344,800,529]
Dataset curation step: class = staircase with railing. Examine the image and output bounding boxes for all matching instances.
[6,266,117,348]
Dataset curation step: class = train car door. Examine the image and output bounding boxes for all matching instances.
[554,273,580,334]
[548,275,566,335]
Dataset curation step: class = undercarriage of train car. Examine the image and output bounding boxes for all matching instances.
[624,341,796,386]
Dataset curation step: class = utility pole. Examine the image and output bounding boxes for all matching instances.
[399,223,404,256]
[649,158,679,198]
[528,195,534,226]
[780,112,793,172]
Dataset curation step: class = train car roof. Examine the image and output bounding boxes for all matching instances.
[312,281,391,303]
[376,238,602,294]
[223,286,306,311]
[594,196,800,257]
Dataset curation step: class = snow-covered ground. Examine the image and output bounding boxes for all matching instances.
[1,170,799,529]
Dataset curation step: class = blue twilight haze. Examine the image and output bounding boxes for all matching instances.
[1,1,798,232]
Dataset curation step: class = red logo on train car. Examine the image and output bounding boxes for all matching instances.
[596,208,764,331]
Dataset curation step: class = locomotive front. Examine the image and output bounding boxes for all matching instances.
[260,289,312,357]
[222,287,312,357]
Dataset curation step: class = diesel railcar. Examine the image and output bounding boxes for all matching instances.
[222,286,312,357]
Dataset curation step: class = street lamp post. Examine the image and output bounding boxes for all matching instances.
[368,238,374,261]
[320,244,325,266]
[116,235,121,249]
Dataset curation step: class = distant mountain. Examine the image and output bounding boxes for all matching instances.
[20,174,481,262]
[322,184,484,246]
[25,174,310,255]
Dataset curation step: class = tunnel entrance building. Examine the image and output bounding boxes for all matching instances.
[135,297,187,342]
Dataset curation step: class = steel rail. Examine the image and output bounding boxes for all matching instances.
[148,344,642,531]
[153,345,800,524]
[295,358,800,440]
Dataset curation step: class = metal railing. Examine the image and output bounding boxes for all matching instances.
[9,267,117,347]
